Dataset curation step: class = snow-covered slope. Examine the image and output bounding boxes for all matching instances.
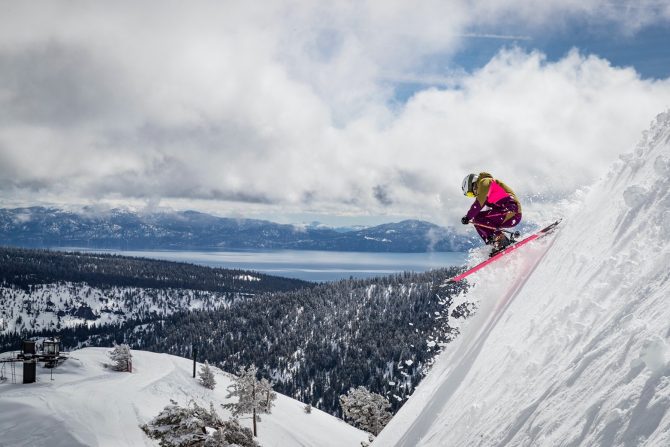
[374,111,670,447]
[0,348,367,447]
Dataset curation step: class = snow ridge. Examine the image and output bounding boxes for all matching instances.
[374,111,670,447]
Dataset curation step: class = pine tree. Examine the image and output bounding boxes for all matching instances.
[141,400,258,447]
[339,386,392,435]
[223,364,277,437]
[199,360,217,389]
[109,344,132,372]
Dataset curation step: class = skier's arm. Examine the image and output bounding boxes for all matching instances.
[465,200,482,221]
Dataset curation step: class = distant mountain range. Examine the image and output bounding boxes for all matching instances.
[0,207,478,252]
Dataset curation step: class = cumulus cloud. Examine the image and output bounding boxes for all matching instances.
[1,1,669,225]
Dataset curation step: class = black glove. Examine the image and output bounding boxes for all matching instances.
[461,216,470,225]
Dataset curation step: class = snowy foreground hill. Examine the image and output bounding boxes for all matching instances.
[374,112,670,447]
[0,348,367,447]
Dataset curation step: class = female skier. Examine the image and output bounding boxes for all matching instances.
[461,172,522,255]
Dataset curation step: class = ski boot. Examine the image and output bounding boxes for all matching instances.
[489,232,512,257]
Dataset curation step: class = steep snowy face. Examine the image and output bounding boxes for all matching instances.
[374,112,670,447]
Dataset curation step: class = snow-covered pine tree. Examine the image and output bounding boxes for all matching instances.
[108,344,132,372]
[223,364,277,437]
[141,400,258,447]
[199,360,216,389]
[339,386,392,436]
[209,419,259,447]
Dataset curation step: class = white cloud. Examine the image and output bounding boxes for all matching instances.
[371,48,670,221]
[0,1,669,226]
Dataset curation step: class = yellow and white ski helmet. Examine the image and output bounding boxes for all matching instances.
[461,173,478,197]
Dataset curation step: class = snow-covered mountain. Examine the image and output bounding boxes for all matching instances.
[0,207,475,252]
[0,348,367,447]
[374,112,670,446]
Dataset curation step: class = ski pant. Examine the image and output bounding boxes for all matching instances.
[472,208,522,243]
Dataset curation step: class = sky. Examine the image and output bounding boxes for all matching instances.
[1,1,669,227]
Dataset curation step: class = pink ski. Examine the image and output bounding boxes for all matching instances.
[446,220,561,283]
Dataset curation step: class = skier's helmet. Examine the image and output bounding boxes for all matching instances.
[462,173,478,197]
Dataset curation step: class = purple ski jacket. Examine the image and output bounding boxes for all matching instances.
[466,172,522,221]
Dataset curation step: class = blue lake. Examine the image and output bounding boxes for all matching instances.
[70,248,468,282]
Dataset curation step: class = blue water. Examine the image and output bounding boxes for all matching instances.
[69,248,467,282]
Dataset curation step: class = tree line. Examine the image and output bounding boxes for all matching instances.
[0,246,310,293]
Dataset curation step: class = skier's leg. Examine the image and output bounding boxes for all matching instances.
[472,210,497,243]
[500,212,522,229]
[499,200,521,229]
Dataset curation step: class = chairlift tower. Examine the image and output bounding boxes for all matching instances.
[0,337,68,385]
